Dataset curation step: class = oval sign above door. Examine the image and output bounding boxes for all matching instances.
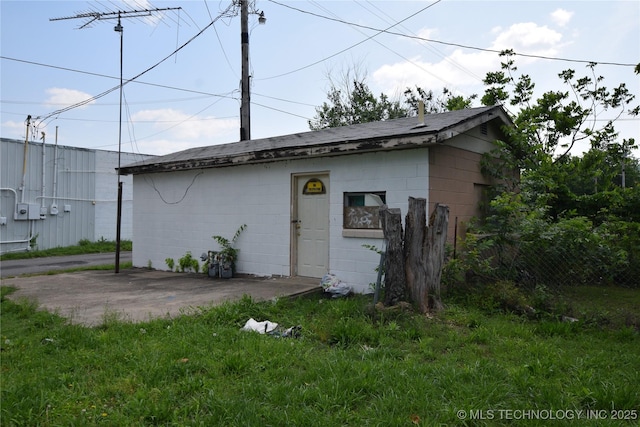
[303,178,326,195]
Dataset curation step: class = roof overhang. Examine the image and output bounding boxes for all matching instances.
[119,133,441,175]
[118,105,512,175]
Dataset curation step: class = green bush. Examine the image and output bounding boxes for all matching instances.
[452,191,640,289]
[178,252,199,273]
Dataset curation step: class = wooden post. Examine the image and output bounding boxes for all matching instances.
[380,200,449,313]
[379,205,406,306]
[403,199,449,313]
[404,197,429,313]
[425,203,449,311]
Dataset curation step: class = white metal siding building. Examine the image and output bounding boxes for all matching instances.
[0,138,154,254]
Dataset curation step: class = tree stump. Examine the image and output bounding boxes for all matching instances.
[380,199,449,313]
[379,205,406,306]
[404,197,429,313]
[425,203,448,311]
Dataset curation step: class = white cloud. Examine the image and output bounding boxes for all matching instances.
[372,18,569,97]
[551,9,574,27]
[491,22,563,56]
[416,27,438,40]
[372,49,496,96]
[44,88,95,109]
[1,120,29,139]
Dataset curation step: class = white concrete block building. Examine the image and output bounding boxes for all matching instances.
[120,106,513,292]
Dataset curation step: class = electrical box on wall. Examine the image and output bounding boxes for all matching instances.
[15,203,41,220]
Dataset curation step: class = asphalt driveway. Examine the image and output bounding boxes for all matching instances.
[1,264,320,327]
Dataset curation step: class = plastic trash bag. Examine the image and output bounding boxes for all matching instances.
[242,318,278,334]
[241,318,302,338]
[320,273,352,298]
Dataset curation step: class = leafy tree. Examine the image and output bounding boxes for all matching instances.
[309,78,408,130]
[403,86,477,114]
[309,71,476,130]
[481,51,638,213]
[469,53,640,287]
[481,50,637,168]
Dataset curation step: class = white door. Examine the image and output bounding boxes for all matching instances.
[293,174,329,278]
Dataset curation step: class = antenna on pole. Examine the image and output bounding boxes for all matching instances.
[50,7,181,29]
[51,4,181,274]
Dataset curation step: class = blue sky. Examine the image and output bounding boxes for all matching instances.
[1,0,638,156]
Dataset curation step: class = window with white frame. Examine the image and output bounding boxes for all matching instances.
[343,192,386,229]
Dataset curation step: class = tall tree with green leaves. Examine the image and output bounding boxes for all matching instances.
[308,79,407,130]
[469,54,640,288]
[480,50,638,209]
[309,70,476,130]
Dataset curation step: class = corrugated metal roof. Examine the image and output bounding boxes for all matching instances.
[119,105,510,175]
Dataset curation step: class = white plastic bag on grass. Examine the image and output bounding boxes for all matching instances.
[241,318,278,334]
[320,274,352,298]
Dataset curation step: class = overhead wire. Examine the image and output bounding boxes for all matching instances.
[126,95,235,144]
[9,1,636,140]
[32,1,238,127]
[359,0,483,84]
[266,0,637,68]
[252,102,311,121]
[1,56,241,103]
[258,0,442,81]
[307,0,455,88]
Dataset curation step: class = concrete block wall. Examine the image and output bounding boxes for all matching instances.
[132,163,293,276]
[94,151,148,241]
[132,148,430,293]
[327,149,429,292]
[428,144,491,241]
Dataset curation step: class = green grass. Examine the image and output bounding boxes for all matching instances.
[0,239,132,261]
[1,287,639,426]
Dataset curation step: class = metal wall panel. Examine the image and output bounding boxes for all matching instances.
[1,138,153,254]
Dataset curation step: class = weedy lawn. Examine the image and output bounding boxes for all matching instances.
[1,286,638,426]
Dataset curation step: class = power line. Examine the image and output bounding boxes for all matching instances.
[307,0,456,88]
[0,54,316,118]
[258,0,442,80]
[0,55,237,100]
[358,0,482,84]
[266,0,637,68]
[34,2,237,125]
[252,102,311,121]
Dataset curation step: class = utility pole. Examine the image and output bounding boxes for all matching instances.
[240,0,250,141]
[239,1,266,141]
[51,6,180,273]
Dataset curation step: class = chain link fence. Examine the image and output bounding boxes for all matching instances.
[455,230,639,289]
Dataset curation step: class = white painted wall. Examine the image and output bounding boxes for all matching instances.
[132,148,429,293]
[94,151,147,241]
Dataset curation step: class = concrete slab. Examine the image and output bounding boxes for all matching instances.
[1,269,321,327]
